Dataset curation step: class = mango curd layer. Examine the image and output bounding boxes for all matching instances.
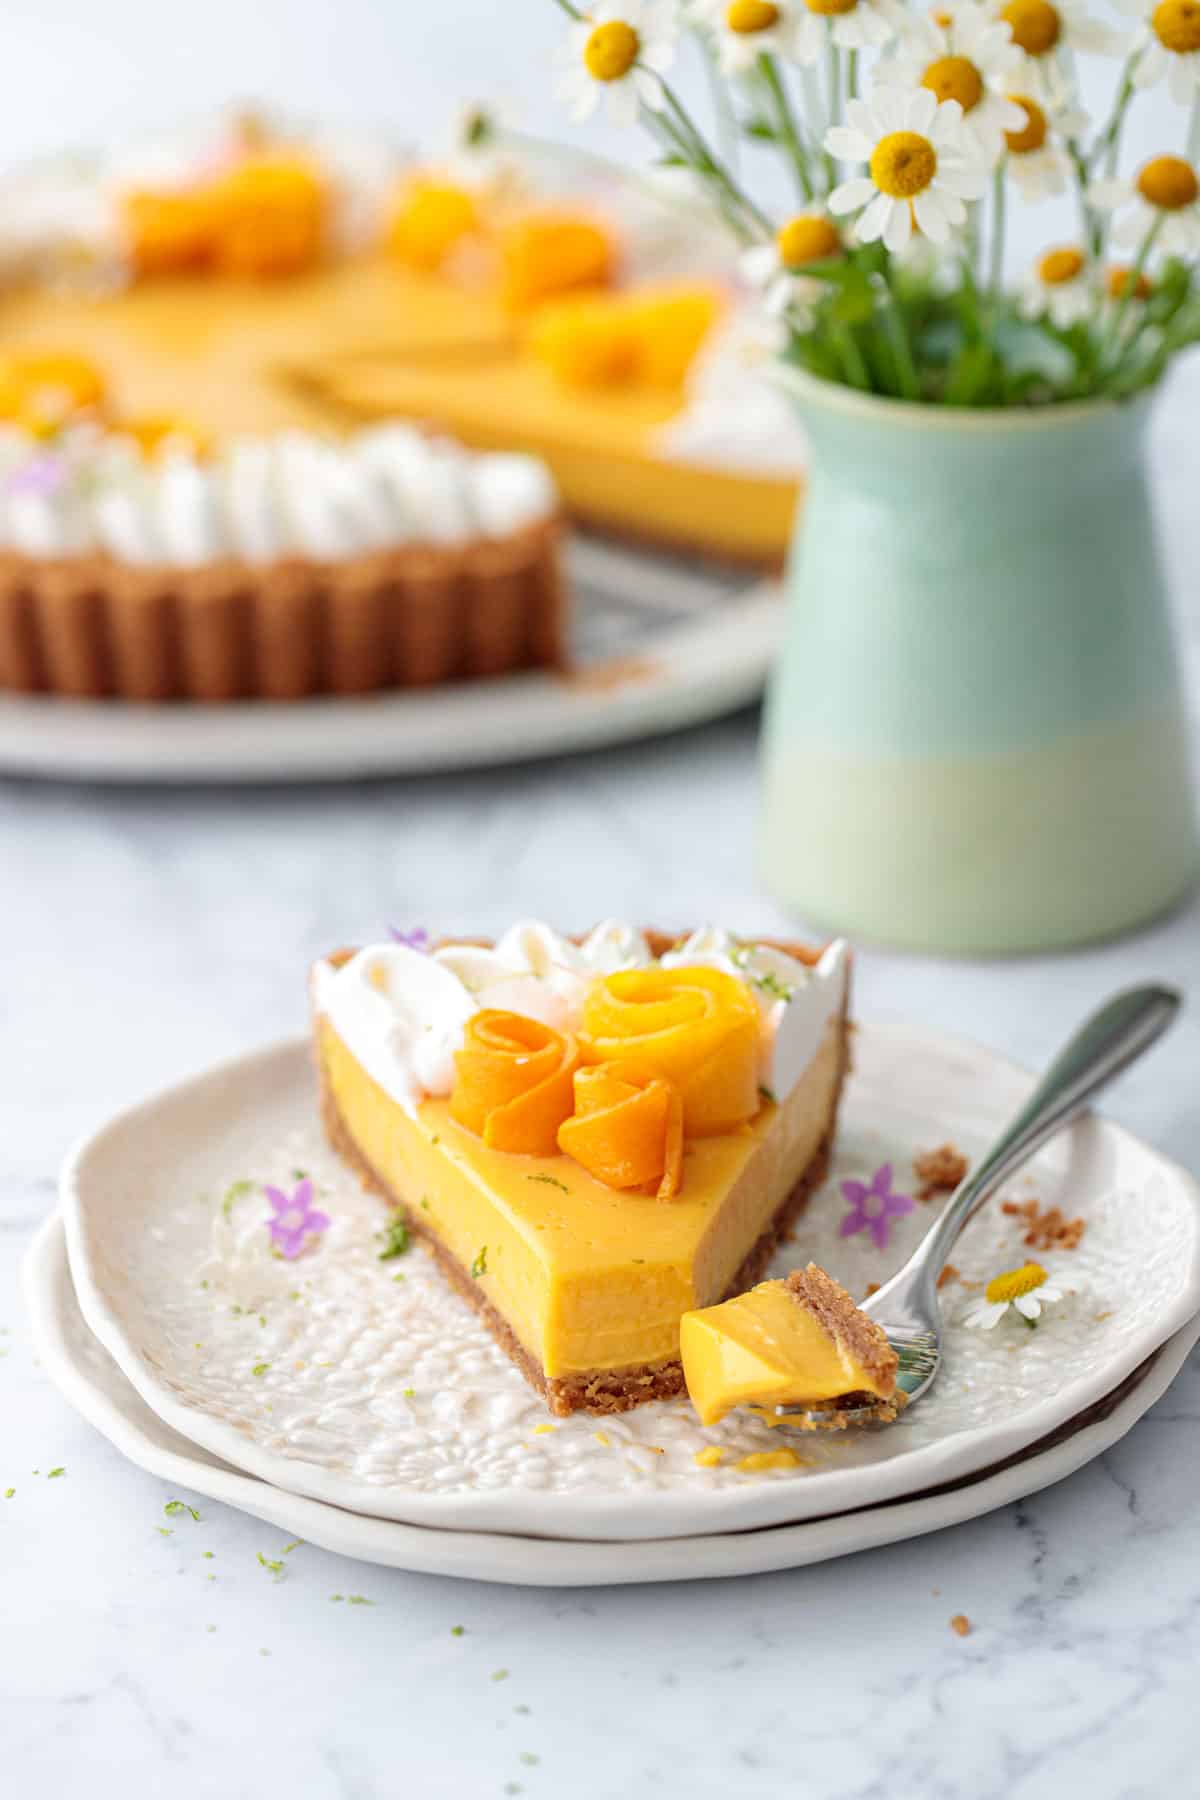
[318,1013,844,1378]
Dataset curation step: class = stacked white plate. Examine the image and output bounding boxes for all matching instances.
[26,1021,1200,1585]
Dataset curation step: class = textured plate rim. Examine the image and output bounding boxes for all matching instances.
[0,585,780,784]
[25,1213,1200,1586]
[57,1021,1200,1540]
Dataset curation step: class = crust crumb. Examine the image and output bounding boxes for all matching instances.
[785,1263,899,1398]
[914,1143,969,1200]
[864,1281,881,1298]
[950,1614,971,1638]
[936,1263,960,1290]
[1002,1197,1086,1251]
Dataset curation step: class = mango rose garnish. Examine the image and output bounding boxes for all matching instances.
[450,1010,581,1155]
[577,966,760,1137]
[557,1065,683,1201]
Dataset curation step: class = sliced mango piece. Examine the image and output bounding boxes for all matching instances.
[578,965,759,1137]
[451,1010,580,1155]
[557,1063,683,1200]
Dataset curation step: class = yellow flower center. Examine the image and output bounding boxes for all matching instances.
[1004,94,1048,152]
[985,1262,1048,1305]
[870,131,938,199]
[777,213,841,266]
[1137,153,1200,210]
[930,7,954,25]
[1037,245,1085,284]
[921,54,985,111]
[805,0,859,16]
[1106,264,1153,300]
[1152,0,1200,52]
[584,19,640,82]
[1001,0,1062,55]
[727,0,781,31]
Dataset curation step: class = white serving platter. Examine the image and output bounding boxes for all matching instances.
[27,1214,1197,1586]
[0,542,780,782]
[58,1018,1200,1541]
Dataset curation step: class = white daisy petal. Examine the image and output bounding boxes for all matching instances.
[914,188,951,242]
[856,190,893,241]
[872,85,907,132]
[883,197,913,251]
[825,126,873,160]
[905,86,940,134]
[1014,1294,1042,1319]
[829,176,878,214]
[845,96,878,138]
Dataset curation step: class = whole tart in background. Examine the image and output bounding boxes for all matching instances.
[0,109,805,566]
[0,405,566,702]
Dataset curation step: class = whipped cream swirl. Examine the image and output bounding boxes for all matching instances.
[0,423,557,567]
[314,920,848,1115]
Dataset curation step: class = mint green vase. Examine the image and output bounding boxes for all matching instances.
[760,370,1199,953]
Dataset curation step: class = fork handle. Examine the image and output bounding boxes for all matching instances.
[889,983,1181,1303]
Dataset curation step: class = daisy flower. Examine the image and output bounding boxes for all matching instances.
[990,0,1124,96]
[693,0,804,73]
[826,85,989,252]
[1019,244,1094,325]
[555,2,679,127]
[1003,91,1089,201]
[881,7,1025,158]
[1091,153,1200,256]
[741,208,842,324]
[1121,0,1200,103]
[963,1261,1065,1328]
[792,0,904,69]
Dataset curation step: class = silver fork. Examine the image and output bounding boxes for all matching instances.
[772,982,1182,1431]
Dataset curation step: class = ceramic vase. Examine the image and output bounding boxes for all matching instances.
[760,369,1199,954]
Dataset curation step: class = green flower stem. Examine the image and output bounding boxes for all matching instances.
[988,161,1007,316]
[1067,141,1102,259]
[847,49,859,102]
[693,25,740,174]
[831,319,871,390]
[1090,51,1142,181]
[874,276,920,400]
[1099,213,1165,378]
[655,77,773,238]
[824,34,840,190]
[759,53,814,204]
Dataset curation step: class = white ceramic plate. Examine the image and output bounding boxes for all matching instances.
[59,1019,1200,1540]
[0,543,779,783]
[26,1215,1198,1586]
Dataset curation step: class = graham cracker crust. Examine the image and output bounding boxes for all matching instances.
[314,929,850,1416]
[0,516,566,702]
[784,1262,899,1401]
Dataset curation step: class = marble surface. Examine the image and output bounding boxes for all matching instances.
[3,365,1200,1798]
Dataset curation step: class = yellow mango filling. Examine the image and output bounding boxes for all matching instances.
[318,1012,845,1379]
[680,1276,895,1426]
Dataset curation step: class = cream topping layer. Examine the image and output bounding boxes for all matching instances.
[0,423,557,566]
[313,921,848,1116]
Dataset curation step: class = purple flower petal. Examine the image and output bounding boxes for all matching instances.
[839,1211,865,1237]
[292,1177,314,1209]
[305,1209,331,1234]
[840,1179,868,1208]
[264,1185,291,1214]
[388,926,430,951]
[871,1163,894,1196]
